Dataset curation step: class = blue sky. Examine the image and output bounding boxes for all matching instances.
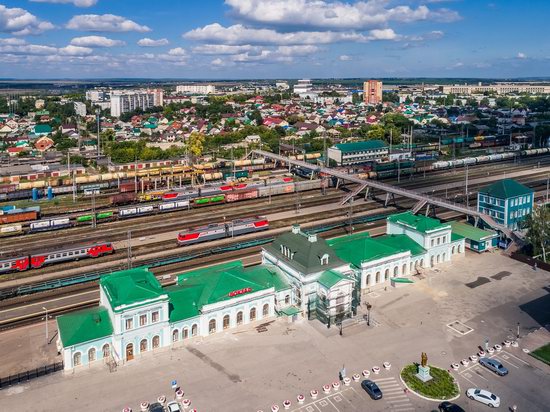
[0,0,548,79]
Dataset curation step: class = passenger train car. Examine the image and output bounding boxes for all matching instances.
[0,242,114,274]
[177,217,269,246]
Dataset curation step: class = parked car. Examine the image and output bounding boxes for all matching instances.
[148,403,164,412]
[466,388,500,408]
[361,379,383,400]
[439,401,466,412]
[167,401,181,412]
[479,357,509,376]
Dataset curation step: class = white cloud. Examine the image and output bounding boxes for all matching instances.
[137,38,169,47]
[66,14,151,32]
[211,58,224,66]
[70,35,125,47]
[517,52,527,59]
[224,0,460,30]
[339,54,351,61]
[0,5,55,35]
[167,47,186,56]
[31,0,98,7]
[276,45,319,56]
[192,44,258,55]
[0,37,27,45]
[184,23,367,45]
[368,28,400,40]
[58,45,94,55]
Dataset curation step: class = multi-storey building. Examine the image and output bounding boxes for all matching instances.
[73,101,86,117]
[363,80,383,104]
[327,140,388,166]
[441,83,550,95]
[176,84,216,94]
[477,179,534,230]
[110,89,163,117]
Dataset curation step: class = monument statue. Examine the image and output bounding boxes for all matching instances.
[421,352,428,367]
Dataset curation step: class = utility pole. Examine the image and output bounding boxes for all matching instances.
[546,175,549,204]
[127,230,132,269]
[465,164,469,207]
[42,306,49,343]
[92,192,96,228]
[348,199,354,234]
[96,108,101,158]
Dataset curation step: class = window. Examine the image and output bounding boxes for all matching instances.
[102,344,110,358]
[140,339,148,352]
[152,311,159,323]
[393,266,399,276]
[209,319,217,334]
[73,352,81,367]
[263,304,269,317]
[172,329,179,342]
[191,324,198,337]
[375,271,380,283]
[223,315,230,329]
[384,268,389,281]
[183,328,189,339]
[88,347,96,362]
[152,336,160,349]
[437,237,441,245]
[431,239,434,247]
[284,294,290,305]
[250,307,257,321]
[320,253,329,265]
[139,314,147,327]
[236,311,243,325]
[125,318,133,331]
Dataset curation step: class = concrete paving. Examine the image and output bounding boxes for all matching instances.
[0,251,548,412]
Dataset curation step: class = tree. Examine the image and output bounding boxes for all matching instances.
[367,124,385,140]
[187,132,205,159]
[524,206,550,262]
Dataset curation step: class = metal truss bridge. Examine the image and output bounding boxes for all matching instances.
[251,150,522,245]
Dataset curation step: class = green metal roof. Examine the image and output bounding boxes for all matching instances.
[450,221,497,242]
[57,306,113,347]
[168,261,289,322]
[387,211,450,234]
[479,179,534,199]
[318,270,350,289]
[100,267,168,312]
[34,124,52,134]
[334,139,387,153]
[279,306,301,316]
[328,232,425,267]
[264,229,346,275]
[451,232,465,242]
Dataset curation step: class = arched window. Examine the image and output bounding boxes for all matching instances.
[126,343,134,361]
[375,271,380,283]
[172,329,179,342]
[250,307,257,321]
[452,246,456,254]
[73,352,82,367]
[393,266,399,276]
[458,244,462,253]
[436,255,440,264]
[402,264,407,275]
[420,259,424,267]
[263,304,269,317]
[236,311,243,325]
[365,274,371,287]
[284,295,290,305]
[182,328,189,339]
[430,256,435,266]
[209,319,216,334]
[102,344,110,358]
[442,253,446,261]
[223,315,230,329]
[152,335,160,349]
[88,347,96,362]
[384,268,389,281]
[191,324,198,337]
[431,239,434,247]
[437,237,441,245]
[140,339,148,352]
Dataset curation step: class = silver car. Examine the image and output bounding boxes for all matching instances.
[466,388,500,408]
[479,357,509,376]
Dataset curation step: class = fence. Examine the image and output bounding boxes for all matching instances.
[510,252,550,272]
[0,361,63,389]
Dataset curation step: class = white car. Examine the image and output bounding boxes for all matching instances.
[166,401,181,412]
[466,388,500,408]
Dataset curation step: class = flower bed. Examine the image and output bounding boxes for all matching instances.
[400,364,459,400]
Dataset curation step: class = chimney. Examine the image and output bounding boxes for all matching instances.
[308,233,317,243]
[291,224,300,234]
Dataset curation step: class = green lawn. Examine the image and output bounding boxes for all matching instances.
[401,364,459,400]
[530,343,550,365]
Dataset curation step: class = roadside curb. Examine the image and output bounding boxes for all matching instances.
[399,366,461,403]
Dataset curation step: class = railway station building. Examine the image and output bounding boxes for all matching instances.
[56,212,466,371]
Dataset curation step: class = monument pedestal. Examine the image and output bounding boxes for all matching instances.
[416,365,432,382]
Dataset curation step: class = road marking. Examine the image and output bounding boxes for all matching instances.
[326,396,341,412]
[319,400,328,407]
[495,356,519,369]
[374,377,397,382]
[472,368,488,381]
[446,320,474,335]
[333,395,342,403]
[305,406,315,412]
[502,350,530,365]
[388,398,411,404]
[459,373,479,386]
[392,407,415,412]
[384,389,405,394]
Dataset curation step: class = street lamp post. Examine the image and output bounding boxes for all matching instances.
[42,306,49,343]
[517,322,520,339]
[366,303,372,326]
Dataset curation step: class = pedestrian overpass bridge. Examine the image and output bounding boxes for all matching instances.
[251,150,523,245]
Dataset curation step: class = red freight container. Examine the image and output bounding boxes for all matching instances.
[0,184,17,194]
[0,211,38,224]
[110,192,137,205]
[225,189,259,203]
